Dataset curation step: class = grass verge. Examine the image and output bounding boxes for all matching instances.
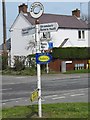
[63,69,90,74]
[2,103,89,119]
[1,68,36,76]
[1,68,90,76]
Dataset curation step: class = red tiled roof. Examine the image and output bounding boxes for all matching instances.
[23,13,88,29]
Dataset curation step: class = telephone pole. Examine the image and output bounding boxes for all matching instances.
[2,0,7,53]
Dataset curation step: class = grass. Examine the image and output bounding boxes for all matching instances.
[2,103,89,119]
[63,69,90,74]
[1,68,90,76]
[1,67,36,76]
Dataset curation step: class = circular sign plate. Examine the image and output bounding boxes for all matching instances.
[30,2,44,19]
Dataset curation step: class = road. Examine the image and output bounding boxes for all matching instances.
[1,73,89,107]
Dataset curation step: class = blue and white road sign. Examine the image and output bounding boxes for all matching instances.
[48,42,53,49]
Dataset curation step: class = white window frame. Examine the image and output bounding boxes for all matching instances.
[78,30,85,40]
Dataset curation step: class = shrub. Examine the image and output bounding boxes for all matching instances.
[14,56,25,71]
[2,53,8,70]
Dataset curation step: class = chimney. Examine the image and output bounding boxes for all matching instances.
[18,3,28,13]
[72,9,80,18]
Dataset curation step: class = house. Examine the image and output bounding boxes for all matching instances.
[10,3,89,68]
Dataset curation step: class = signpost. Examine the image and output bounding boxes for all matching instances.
[30,2,44,118]
[22,22,58,36]
[22,25,35,36]
[40,22,58,33]
[29,2,58,118]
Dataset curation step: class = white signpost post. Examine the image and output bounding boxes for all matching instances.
[22,2,58,118]
[30,2,44,118]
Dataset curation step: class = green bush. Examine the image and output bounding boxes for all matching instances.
[2,53,8,70]
[52,47,90,60]
[14,56,25,71]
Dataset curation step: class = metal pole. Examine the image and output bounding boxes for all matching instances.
[35,20,42,117]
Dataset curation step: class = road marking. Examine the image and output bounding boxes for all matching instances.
[52,96,65,100]
[3,83,16,85]
[2,103,6,105]
[70,93,85,97]
[2,88,12,91]
[16,77,26,79]
[2,98,24,103]
[44,95,58,98]
[0,88,12,92]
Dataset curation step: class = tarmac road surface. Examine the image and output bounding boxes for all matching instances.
[1,73,89,107]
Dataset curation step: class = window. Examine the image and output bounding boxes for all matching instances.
[78,31,81,39]
[78,30,85,40]
[82,31,85,39]
[43,32,50,39]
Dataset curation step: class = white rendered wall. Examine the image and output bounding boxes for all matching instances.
[51,29,88,47]
[10,15,34,67]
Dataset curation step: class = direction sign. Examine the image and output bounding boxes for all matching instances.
[30,89,38,102]
[40,22,58,33]
[40,42,48,51]
[22,25,35,36]
[36,53,52,64]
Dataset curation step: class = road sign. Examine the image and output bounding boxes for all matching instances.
[22,25,35,36]
[40,42,48,51]
[36,53,52,64]
[48,42,53,49]
[40,22,58,33]
[30,2,44,19]
[30,89,38,102]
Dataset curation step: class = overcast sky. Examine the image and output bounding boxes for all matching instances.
[0,1,88,44]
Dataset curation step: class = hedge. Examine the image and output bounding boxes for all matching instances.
[52,47,90,60]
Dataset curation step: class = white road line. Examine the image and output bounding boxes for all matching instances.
[0,88,12,92]
[4,83,14,85]
[2,98,23,102]
[2,103,6,105]
[44,95,58,98]
[3,82,28,85]
[52,96,65,100]
[67,88,88,93]
[70,93,85,97]
[2,88,12,91]
[16,77,26,79]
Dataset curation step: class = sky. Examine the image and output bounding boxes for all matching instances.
[0,0,89,45]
